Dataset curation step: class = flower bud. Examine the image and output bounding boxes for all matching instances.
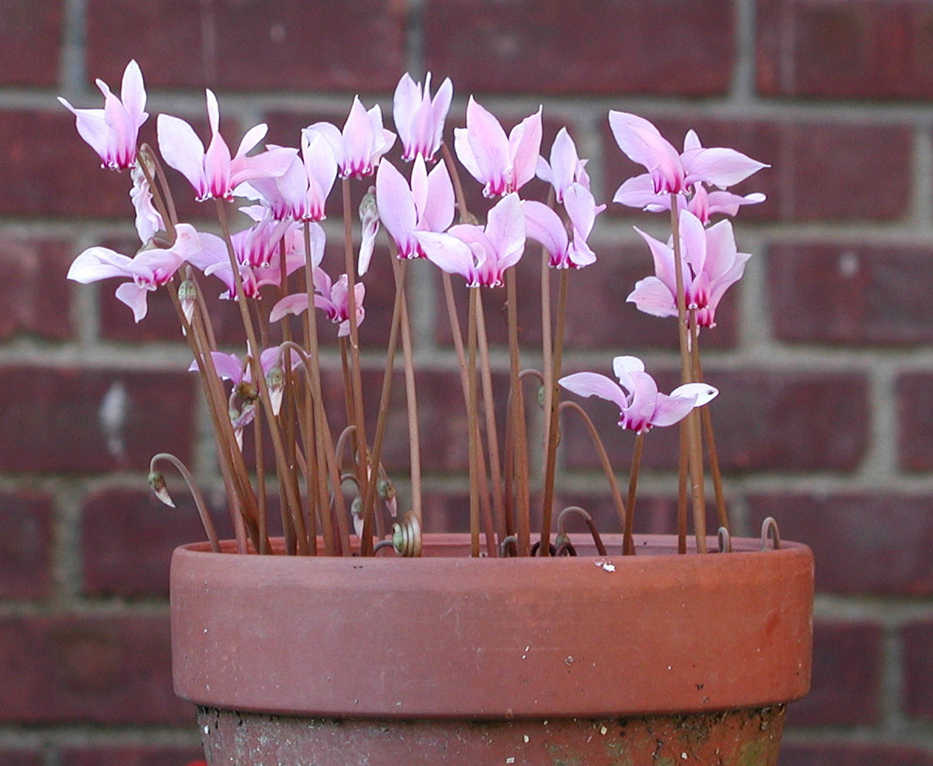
[148,470,175,508]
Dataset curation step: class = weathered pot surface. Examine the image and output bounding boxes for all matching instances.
[172,533,813,765]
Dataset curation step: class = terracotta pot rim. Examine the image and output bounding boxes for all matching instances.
[171,533,814,719]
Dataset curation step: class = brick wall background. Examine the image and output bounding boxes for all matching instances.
[1,0,932,764]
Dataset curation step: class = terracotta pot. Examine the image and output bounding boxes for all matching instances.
[171,534,813,765]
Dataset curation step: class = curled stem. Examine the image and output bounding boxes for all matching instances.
[149,453,220,552]
[556,505,607,556]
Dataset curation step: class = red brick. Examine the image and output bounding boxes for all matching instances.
[786,621,883,727]
[769,241,933,345]
[424,0,733,96]
[603,115,912,222]
[0,366,196,473]
[0,614,191,724]
[0,0,61,86]
[897,373,933,472]
[60,747,205,766]
[82,488,232,597]
[757,0,933,99]
[0,752,43,766]
[780,742,933,766]
[0,237,74,340]
[746,493,933,595]
[561,367,868,473]
[903,619,933,720]
[0,491,53,599]
[87,0,405,91]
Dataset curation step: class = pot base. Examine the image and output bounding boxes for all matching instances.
[197,704,786,765]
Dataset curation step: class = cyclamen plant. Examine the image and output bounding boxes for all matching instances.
[63,61,767,559]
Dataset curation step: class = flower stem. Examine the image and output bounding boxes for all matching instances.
[467,287,480,556]
[150,453,220,552]
[475,291,504,551]
[214,198,309,554]
[624,432,646,556]
[395,259,424,528]
[538,268,570,556]
[669,194,707,553]
[506,267,531,556]
[340,178,372,554]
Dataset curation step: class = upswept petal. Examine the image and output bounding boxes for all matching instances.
[59,99,110,161]
[522,201,568,266]
[558,372,628,411]
[633,226,676,293]
[547,127,579,201]
[679,209,707,276]
[410,155,429,219]
[430,76,453,154]
[705,190,766,218]
[564,183,599,239]
[613,174,674,212]
[422,160,455,232]
[611,356,646,393]
[509,106,543,190]
[304,122,344,174]
[393,73,420,150]
[624,370,661,431]
[157,114,206,195]
[649,391,700,428]
[303,130,337,213]
[464,96,509,190]
[453,127,481,180]
[608,111,683,192]
[120,60,146,122]
[682,146,769,189]
[376,160,417,257]
[235,123,268,158]
[485,193,525,271]
[701,219,738,281]
[230,146,297,190]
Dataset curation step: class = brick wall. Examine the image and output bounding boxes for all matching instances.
[1,1,931,764]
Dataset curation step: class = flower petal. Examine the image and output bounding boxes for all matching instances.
[558,371,628,411]
[157,114,206,195]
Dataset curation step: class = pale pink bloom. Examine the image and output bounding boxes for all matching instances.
[523,182,605,269]
[67,223,202,322]
[414,193,525,287]
[157,90,296,201]
[270,268,365,338]
[129,163,164,243]
[560,356,718,435]
[614,173,765,224]
[393,72,453,162]
[59,60,147,170]
[194,218,316,301]
[305,96,396,179]
[536,127,590,203]
[245,129,337,222]
[628,210,751,328]
[376,156,455,261]
[454,97,542,198]
[609,113,767,196]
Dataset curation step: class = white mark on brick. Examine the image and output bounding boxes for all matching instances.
[99,380,128,461]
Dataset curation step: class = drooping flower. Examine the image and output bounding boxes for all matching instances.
[67,223,203,322]
[628,209,751,329]
[157,90,296,201]
[536,127,591,203]
[376,155,455,261]
[415,192,525,287]
[357,186,381,276]
[454,97,542,198]
[59,60,147,171]
[608,113,767,197]
[393,72,453,162]
[559,356,718,435]
[270,266,365,338]
[523,182,605,269]
[305,96,396,179]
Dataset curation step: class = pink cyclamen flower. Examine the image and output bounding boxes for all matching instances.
[157,90,296,201]
[376,156,455,261]
[129,163,164,243]
[415,192,525,287]
[246,129,337,222]
[270,266,365,338]
[536,127,591,203]
[523,182,605,269]
[67,223,202,322]
[194,217,317,301]
[59,60,147,170]
[613,129,766,223]
[628,209,751,329]
[609,112,767,196]
[454,97,542,198]
[560,356,718,435]
[306,96,396,179]
[393,72,453,162]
